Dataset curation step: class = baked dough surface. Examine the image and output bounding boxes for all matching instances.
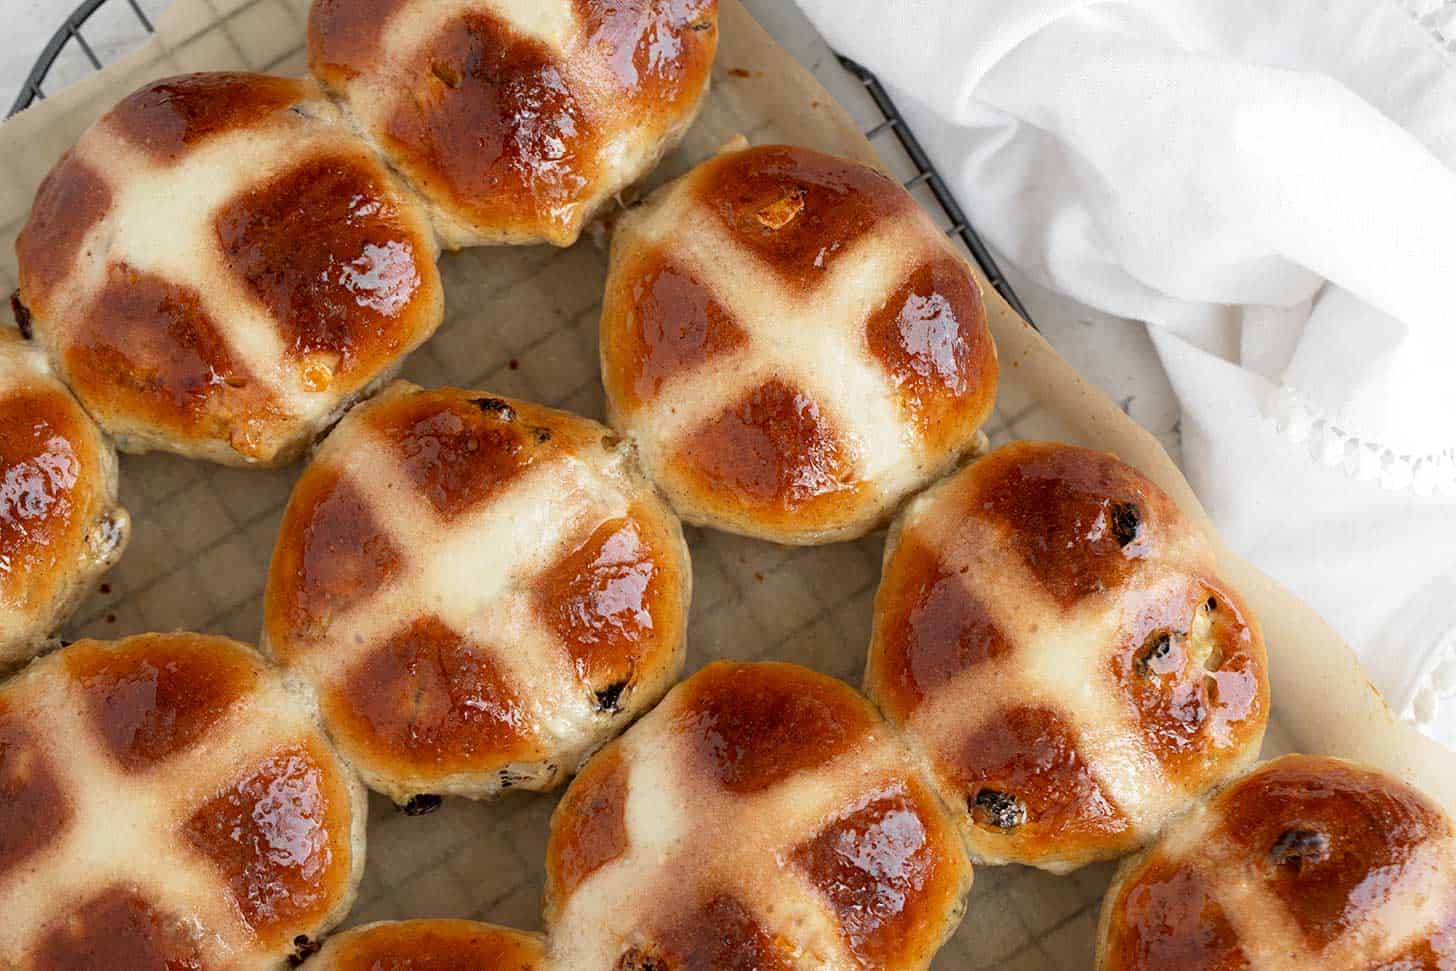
[1096,754,1456,970]
[264,382,690,803]
[307,919,545,969]
[866,441,1269,872]
[0,632,366,969]
[600,144,998,544]
[15,72,443,467]
[544,660,971,970]
[0,335,128,666]
[309,0,719,248]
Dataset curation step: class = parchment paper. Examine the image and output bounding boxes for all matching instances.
[1,1,1450,967]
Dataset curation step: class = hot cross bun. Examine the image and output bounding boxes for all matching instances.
[308,0,719,248]
[544,661,972,970]
[263,382,690,805]
[15,71,444,467]
[599,143,998,545]
[306,919,545,969]
[865,441,1269,872]
[0,632,367,969]
[1096,754,1456,970]
[0,333,127,667]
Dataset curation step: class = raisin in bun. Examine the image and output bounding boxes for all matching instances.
[15,72,443,467]
[599,143,998,545]
[306,920,545,969]
[308,0,718,248]
[0,333,127,667]
[1097,754,1456,970]
[264,382,690,805]
[865,441,1269,873]
[545,661,971,970]
[0,633,367,969]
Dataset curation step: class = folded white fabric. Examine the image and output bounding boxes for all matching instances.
[796,0,1456,747]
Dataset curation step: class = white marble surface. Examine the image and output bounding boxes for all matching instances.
[0,0,1181,463]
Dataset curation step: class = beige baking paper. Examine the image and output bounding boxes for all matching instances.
[0,1,1450,967]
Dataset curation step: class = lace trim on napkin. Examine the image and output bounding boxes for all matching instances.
[1406,626,1456,737]
[1267,385,1456,496]
[1399,0,1456,54]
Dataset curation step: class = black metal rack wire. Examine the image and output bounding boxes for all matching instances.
[7,1,1032,328]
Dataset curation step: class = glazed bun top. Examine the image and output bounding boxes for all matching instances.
[15,72,443,467]
[599,143,998,545]
[866,441,1269,872]
[0,334,127,667]
[306,919,545,969]
[1097,754,1456,970]
[308,0,719,248]
[264,382,691,804]
[545,661,972,970]
[0,633,365,969]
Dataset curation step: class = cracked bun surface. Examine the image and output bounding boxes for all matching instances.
[0,334,128,667]
[545,661,972,970]
[1096,755,1456,970]
[0,632,366,969]
[264,382,691,804]
[306,919,545,969]
[599,143,998,545]
[308,0,719,248]
[865,441,1269,872]
[15,72,443,467]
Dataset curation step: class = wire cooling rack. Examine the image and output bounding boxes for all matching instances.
[7,0,1034,329]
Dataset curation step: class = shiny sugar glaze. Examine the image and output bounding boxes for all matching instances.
[957,441,1171,607]
[62,634,260,773]
[384,9,597,239]
[14,153,110,312]
[547,741,631,902]
[0,385,97,609]
[266,467,404,646]
[546,662,971,968]
[309,0,716,243]
[870,536,1011,716]
[320,920,545,970]
[603,248,748,411]
[672,660,876,794]
[535,509,677,699]
[950,705,1129,849]
[32,888,207,971]
[696,144,911,290]
[182,741,353,946]
[1101,756,1456,969]
[368,391,534,520]
[1104,858,1249,970]
[108,73,305,162]
[789,778,966,967]
[65,265,276,454]
[1217,757,1449,950]
[215,153,427,391]
[865,255,994,453]
[327,615,538,777]
[672,378,866,528]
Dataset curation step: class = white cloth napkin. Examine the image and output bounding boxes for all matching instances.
[795,0,1456,747]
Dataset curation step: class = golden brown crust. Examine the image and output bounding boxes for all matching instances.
[545,661,972,969]
[866,441,1268,871]
[307,919,546,969]
[0,633,365,968]
[0,339,127,667]
[15,72,442,466]
[309,0,718,247]
[1097,755,1456,970]
[600,144,998,544]
[264,383,690,802]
